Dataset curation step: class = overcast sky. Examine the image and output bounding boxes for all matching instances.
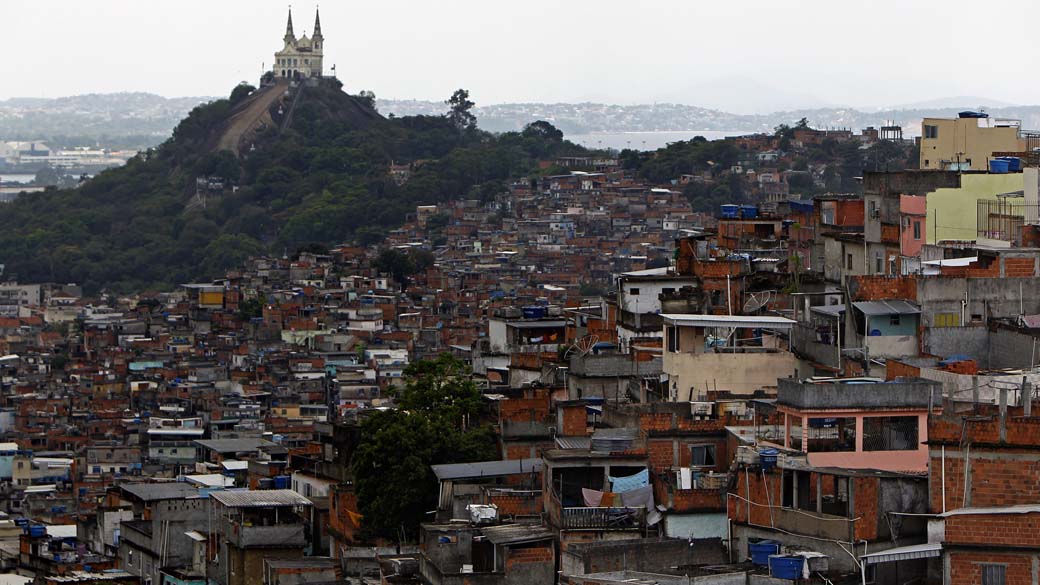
[5,0,1039,113]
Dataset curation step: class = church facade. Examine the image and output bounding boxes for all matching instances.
[274,8,323,79]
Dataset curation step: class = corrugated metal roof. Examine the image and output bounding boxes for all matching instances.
[555,437,591,450]
[431,458,542,481]
[481,524,554,545]
[661,314,796,329]
[852,300,920,316]
[210,489,313,508]
[121,482,199,502]
[940,504,1040,517]
[193,438,278,453]
[862,543,941,565]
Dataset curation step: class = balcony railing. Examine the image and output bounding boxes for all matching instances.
[560,506,646,530]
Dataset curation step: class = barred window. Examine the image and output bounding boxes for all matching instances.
[981,563,1006,585]
[862,416,919,451]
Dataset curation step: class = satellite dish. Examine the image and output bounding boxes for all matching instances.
[563,334,600,360]
[743,290,773,314]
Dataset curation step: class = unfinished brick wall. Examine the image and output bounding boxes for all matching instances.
[848,275,917,301]
[1004,257,1038,277]
[672,488,725,512]
[504,545,554,570]
[559,404,589,436]
[486,492,542,517]
[929,448,1040,512]
[949,551,1033,585]
[498,396,550,423]
[946,512,1040,547]
[885,359,921,380]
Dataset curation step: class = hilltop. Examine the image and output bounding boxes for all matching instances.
[0,81,585,292]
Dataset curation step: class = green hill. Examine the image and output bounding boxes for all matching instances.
[0,81,583,292]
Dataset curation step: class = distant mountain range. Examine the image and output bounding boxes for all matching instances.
[4,92,1040,146]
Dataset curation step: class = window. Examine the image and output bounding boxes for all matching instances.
[875,252,882,274]
[972,314,983,323]
[662,288,675,295]
[889,314,901,326]
[924,124,939,139]
[935,313,960,327]
[689,444,716,467]
[913,221,921,240]
[863,416,919,451]
[629,288,640,295]
[666,325,680,353]
[847,254,854,270]
[806,417,856,452]
[981,563,1006,585]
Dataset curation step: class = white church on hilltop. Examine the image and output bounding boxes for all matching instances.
[274,7,324,79]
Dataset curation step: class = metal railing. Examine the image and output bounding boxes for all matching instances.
[560,506,646,529]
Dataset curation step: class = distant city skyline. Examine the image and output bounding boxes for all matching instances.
[5,0,1040,114]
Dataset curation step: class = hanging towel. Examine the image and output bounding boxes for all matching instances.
[619,485,661,525]
[609,469,649,493]
[582,488,604,507]
[600,492,619,507]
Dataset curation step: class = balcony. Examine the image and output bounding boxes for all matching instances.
[560,506,646,530]
[225,522,306,548]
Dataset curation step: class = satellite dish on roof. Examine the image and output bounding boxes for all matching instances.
[563,335,599,360]
[743,290,773,314]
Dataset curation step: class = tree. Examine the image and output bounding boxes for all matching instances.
[522,120,564,143]
[356,90,377,111]
[446,89,477,131]
[229,83,256,106]
[352,355,497,540]
[795,117,811,130]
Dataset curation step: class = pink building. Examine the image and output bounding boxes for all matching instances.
[900,195,926,257]
[772,377,940,473]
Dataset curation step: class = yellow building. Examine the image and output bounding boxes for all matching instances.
[925,172,1025,244]
[919,115,1023,171]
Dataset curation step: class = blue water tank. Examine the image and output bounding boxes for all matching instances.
[749,540,780,565]
[1003,157,1022,172]
[990,159,1010,174]
[740,205,758,219]
[273,475,290,489]
[720,204,739,219]
[769,555,805,580]
[759,448,779,471]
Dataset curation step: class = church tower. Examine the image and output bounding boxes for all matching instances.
[273,6,324,79]
[283,8,296,46]
[312,8,323,51]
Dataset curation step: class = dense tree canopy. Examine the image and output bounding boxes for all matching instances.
[0,81,585,293]
[351,355,498,540]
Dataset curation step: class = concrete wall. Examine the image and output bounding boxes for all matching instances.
[923,327,990,366]
[918,277,1040,327]
[664,351,802,401]
[925,172,1024,243]
[663,513,728,540]
[561,537,727,577]
[864,334,918,359]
